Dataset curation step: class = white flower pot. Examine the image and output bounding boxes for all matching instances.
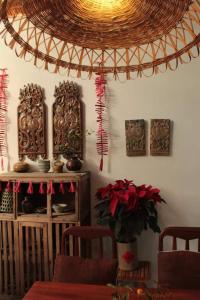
[117,239,138,271]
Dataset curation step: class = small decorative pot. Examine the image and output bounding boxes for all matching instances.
[13,161,29,173]
[117,239,138,271]
[66,157,82,171]
[53,161,64,173]
[38,159,50,173]
[22,197,34,214]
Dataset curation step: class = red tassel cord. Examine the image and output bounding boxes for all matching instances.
[6,181,11,192]
[27,181,33,194]
[59,181,65,194]
[47,181,55,195]
[14,180,21,193]
[69,181,76,193]
[95,73,108,171]
[0,181,2,192]
[0,69,8,171]
[39,182,45,194]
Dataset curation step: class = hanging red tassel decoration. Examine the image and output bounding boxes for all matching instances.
[27,181,33,194]
[6,181,11,192]
[95,72,108,171]
[69,181,76,193]
[59,181,65,194]
[47,181,55,195]
[14,180,21,193]
[39,182,45,194]
[0,69,8,171]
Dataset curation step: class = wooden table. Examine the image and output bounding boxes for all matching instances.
[23,281,200,300]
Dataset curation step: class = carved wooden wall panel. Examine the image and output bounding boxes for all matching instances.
[18,84,47,161]
[125,119,146,156]
[150,119,171,155]
[53,81,83,160]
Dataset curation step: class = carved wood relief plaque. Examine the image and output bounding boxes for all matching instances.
[18,84,47,161]
[125,119,146,156]
[150,119,171,155]
[53,81,83,160]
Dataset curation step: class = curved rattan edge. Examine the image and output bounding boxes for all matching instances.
[2,14,200,75]
[0,0,200,79]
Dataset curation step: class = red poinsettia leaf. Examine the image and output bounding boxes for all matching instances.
[138,190,146,198]
[110,196,119,216]
[124,179,133,185]
[151,188,160,194]
[128,185,136,194]
[146,185,152,190]
[128,198,138,210]
[122,191,129,202]
[139,184,146,189]
[122,251,135,264]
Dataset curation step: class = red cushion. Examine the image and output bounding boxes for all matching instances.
[53,255,118,285]
[158,251,200,289]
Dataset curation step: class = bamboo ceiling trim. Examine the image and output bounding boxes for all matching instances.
[0,0,200,79]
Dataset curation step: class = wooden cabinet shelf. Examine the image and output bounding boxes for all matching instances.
[0,172,90,297]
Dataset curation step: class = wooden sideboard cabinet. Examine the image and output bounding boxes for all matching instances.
[0,172,90,296]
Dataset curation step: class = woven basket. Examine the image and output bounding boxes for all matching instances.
[0,0,199,79]
[0,190,13,213]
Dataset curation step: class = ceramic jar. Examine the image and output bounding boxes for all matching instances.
[66,157,82,171]
[53,161,64,173]
[38,159,50,173]
[13,161,29,172]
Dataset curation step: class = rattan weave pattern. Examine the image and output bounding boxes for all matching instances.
[22,0,192,48]
[0,0,200,79]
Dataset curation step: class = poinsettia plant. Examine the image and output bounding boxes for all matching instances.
[95,179,165,243]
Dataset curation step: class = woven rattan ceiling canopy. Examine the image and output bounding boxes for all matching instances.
[0,0,200,79]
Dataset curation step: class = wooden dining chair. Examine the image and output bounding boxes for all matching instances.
[158,226,200,289]
[53,225,118,285]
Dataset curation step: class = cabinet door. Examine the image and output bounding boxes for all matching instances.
[18,221,50,294]
[0,221,17,295]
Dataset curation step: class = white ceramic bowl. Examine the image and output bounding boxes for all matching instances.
[52,203,68,213]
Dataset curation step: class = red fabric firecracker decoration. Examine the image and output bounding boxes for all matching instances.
[0,69,8,171]
[69,181,76,193]
[47,181,55,195]
[95,73,108,171]
[27,181,33,194]
[39,182,45,194]
[14,180,21,193]
[59,181,65,194]
[6,181,11,192]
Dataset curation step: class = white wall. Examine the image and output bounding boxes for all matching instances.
[0,42,200,282]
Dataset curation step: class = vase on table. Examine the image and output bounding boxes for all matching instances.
[117,239,138,271]
[66,156,82,171]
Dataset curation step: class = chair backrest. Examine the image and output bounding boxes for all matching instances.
[158,226,200,289]
[158,226,200,251]
[53,226,118,285]
[61,225,117,258]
